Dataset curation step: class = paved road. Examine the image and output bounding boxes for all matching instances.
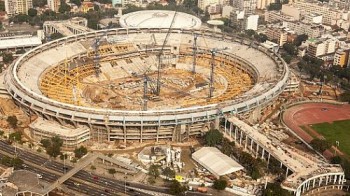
[0,140,209,196]
[0,140,157,195]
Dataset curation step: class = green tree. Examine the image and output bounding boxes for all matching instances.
[3,53,14,64]
[339,91,350,103]
[9,131,22,142]
[108,168,116,174]
[7,116,18,128]
[254,33,268,43]
[162,167,175,180]
[28,8,38,17]
[59,0,71,13]
[310,138,332,153]
[33,0,47,7]
[331,156,342,164]
[16,49,26,54]
[268,3,282,10]
[148,164,160,179]
[212,178,227,190]
[281,53,292,64]
[40,139,51,148]
[0,130,4,136]
[244,29,256,38]
[168,180,187,195]
[50,32,64,40]
[74,146,88,159]
[262,183,292,196]
[40,136,63,158]
[293,34,308,46]
[1,155,24,169]
[283,43,297,56]
[70,0,81,6]
[204,129,223,146]
[0,1,5,11]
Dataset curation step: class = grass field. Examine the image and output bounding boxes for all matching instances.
[311,120,350,156]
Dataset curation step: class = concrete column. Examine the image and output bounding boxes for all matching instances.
[313,178,316,188]
[319,176,323,186]
[280,161,283,168]
[245,135,248,150]
[224,119,227,133]
[229,123,233,138]
[239,130,242,145]
[256,144,259,157]
[326,176,329,185]
[261,148,265,159]
[267,153,271,166]
[250,139,253,151]
[285,168,289,177]
[334,175,337,184]
[234,126,237,141]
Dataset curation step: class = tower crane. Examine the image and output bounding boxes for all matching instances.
[155,10,178,96]
[208,47,228,98]
[92,31,109,77]
[192,34,198,73]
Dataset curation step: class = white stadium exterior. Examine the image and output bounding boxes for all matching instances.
[119,10,202,29]
[5,27,289,142]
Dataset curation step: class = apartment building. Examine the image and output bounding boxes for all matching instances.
[5,0,32,16]
[306,38,338,57]
[333,49,349,67]
[256,0,275,10]
[283,21,325,38]
[266,26,288,46]
[265,11,296,23]
[47,0,60,12]
[293,1,341,25]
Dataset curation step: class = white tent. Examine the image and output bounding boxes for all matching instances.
[192,147,243,178]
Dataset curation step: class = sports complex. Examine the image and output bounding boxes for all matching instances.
[4,10,289,143]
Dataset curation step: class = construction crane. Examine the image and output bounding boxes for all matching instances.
[209,47,228,98]
[92,31,109,77]
[155,10,178,96]
[192,34,198,73]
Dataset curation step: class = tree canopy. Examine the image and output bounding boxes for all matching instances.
[339,91,350,103]
[212,178,228,190]
[262,183,292,196]
[28,8,38,17]
[0,155,24,169]
[204,129,223,146]
[162,167,175,180]
[148,164,160,179]
[74,146,88,158]
[59,0,71,13]
[310,138,332,153]
[168,180,187,195]
[40,136,63,158]
[7,116,18,128]
[2,52,14,64]
[9,131,22,142]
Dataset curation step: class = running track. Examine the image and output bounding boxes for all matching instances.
[283,103,350,157]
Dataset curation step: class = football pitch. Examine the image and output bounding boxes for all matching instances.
[311,120,350,156]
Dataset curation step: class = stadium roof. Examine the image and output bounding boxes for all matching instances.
[119,10,202,29]
[0,36,42,50]
[192,147,243,178]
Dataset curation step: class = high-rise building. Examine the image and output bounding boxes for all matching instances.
[5,0,32,16]
[256,0,274,10]
[47,0,60,12]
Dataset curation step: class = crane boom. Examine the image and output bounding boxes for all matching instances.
[209,47,228,98]
[156,10,178,95]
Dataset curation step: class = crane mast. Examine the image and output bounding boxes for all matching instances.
[208,47,228,98]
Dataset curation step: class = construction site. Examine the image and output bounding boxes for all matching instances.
[4,10,289,144]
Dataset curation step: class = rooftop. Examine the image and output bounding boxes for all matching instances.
[119,10,202,29]
[192,147,244,177]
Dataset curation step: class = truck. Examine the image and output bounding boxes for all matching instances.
[197,187,208,193]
